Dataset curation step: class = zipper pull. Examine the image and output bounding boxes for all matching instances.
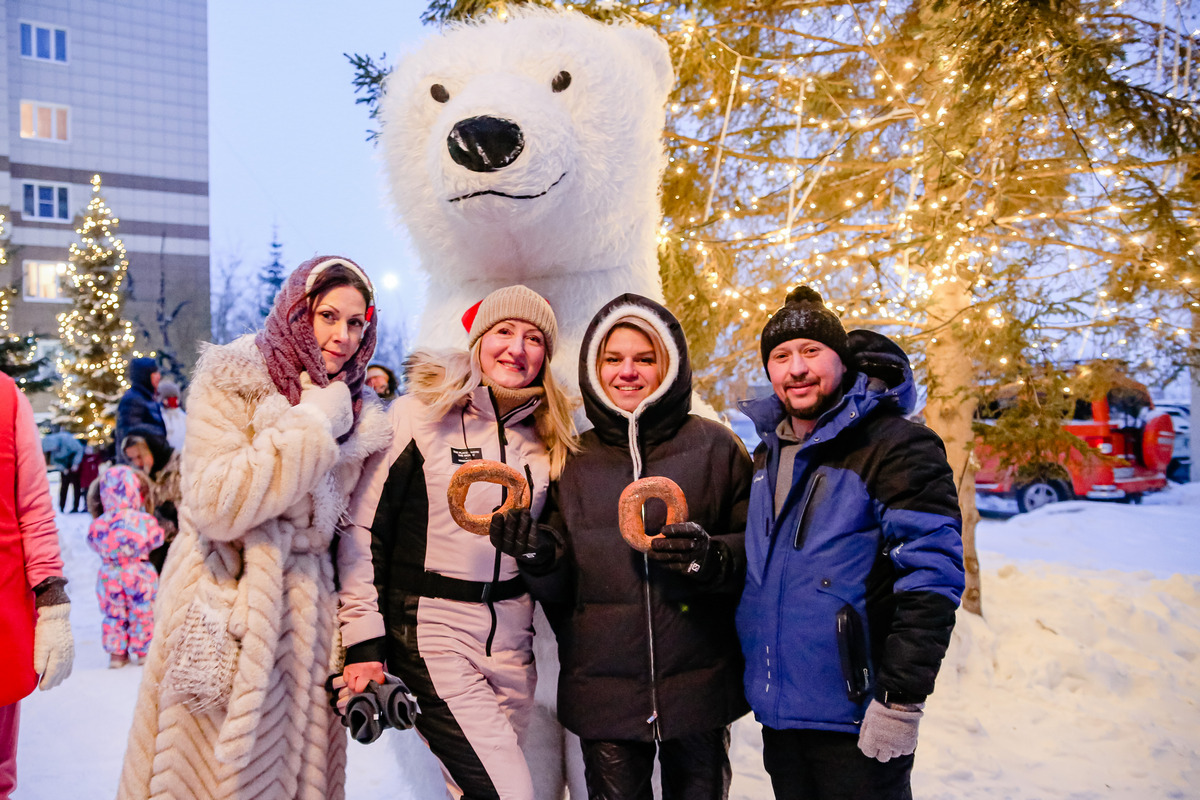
[645,712,658,724]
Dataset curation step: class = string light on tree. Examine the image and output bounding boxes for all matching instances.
[421,0,1199,618]
[52,174,141,444]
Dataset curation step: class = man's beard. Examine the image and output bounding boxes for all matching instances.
[782,382,841,420]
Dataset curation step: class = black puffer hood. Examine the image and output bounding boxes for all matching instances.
[129,357,159,393]
[579,294,692,455]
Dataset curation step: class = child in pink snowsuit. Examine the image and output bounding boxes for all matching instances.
[86,465,164,668]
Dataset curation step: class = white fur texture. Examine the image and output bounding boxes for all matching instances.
[380,9,673,374]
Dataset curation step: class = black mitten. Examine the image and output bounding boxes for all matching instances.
[489,508,563,575]
[648,521,718,579]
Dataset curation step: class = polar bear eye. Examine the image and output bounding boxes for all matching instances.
[551,71,571,93]
[430,84,450,103]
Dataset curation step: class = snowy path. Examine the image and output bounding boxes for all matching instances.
[15,481,1200,798]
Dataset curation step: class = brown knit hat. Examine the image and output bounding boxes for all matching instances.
[463,285,559,360]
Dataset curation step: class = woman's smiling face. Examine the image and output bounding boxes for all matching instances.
[478,319,547,389]
[599,325,662,412]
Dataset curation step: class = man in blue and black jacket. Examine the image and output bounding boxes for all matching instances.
[737,285,964,800]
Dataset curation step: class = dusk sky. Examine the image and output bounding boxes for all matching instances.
[208,1,428,336]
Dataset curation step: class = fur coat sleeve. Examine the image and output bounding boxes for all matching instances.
[180,338,343,543]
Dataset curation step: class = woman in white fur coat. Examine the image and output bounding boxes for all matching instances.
[117,256,392,800]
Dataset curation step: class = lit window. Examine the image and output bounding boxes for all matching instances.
[22,182,70,221]
[19,101,69,141]
[19,23,67,62]
[23,261,69,302]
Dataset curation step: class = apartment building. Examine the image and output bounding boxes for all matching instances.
[1,0,209,388]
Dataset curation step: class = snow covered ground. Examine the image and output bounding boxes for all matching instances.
[15,480,1200,798]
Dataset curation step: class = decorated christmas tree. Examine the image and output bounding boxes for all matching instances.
[0,215,52,392]
[53,175,138,444]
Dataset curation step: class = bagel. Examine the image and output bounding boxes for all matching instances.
[447,460,531,536]
[617,476,688,552]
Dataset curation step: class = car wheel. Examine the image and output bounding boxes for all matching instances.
[1016,479,1067,513]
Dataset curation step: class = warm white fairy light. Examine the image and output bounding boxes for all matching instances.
[619,0,1198,397]
[53,175,138,444]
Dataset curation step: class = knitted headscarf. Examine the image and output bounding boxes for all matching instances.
[254,255,377,440]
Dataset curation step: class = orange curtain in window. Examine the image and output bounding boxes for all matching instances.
[36,106,51,139]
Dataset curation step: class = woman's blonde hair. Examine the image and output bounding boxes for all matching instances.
[405,342,579,479]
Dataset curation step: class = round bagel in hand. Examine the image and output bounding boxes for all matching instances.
[617,476,688,553]
[447,460,531,535]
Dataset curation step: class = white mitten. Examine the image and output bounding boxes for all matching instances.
[33,602,74,690]
[857,699,922,762]
[299,373,353,438]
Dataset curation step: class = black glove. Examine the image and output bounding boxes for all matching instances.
[489,508,562,575]
[648,522,716,578]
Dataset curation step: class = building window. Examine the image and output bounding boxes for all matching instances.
[19,23,67,62]
[20,102,69,141]
[22,183,70,222]
[23,261,69,302]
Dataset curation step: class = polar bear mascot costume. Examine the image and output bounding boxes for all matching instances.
[377,9,675,800]
[378,8,673,379]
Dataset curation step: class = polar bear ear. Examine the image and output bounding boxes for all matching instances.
[613,24,675,102]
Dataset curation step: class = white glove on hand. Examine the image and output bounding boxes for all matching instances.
[33,602,74,690]
[299,373,353,439]
[857,699,922,762]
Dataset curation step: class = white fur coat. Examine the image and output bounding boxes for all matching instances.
[117,335,392,800]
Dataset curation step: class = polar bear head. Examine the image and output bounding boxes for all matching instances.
[379,9,674,286]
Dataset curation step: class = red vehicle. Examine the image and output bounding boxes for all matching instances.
[975,372,1175,512]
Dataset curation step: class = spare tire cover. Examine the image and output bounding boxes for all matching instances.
[1142,412,1175,472]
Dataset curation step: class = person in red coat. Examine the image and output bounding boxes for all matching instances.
[0,372,75,798]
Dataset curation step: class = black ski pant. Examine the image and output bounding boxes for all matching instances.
[761,725,914,800]
[579,725,732,800]
[58,468,81,512]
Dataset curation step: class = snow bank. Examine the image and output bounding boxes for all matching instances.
[914,565,1200,799]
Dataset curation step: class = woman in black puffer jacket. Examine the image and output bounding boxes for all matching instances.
[492,293,752,800]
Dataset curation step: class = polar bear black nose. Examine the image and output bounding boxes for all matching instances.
[447,116,525,172]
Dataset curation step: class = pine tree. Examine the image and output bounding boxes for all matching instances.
[417,0,1200,614]
[53,175,138,444]
[259,228,287,320]
[0,215,52,392]
[0,287,53,393]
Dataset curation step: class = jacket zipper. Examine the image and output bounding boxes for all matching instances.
[632,428,662,740]
[793,472,823,550]
[483,389,512,658]
[642,547,661,739]
[769,465,821,720]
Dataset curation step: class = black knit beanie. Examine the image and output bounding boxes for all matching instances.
[760,286,849,367]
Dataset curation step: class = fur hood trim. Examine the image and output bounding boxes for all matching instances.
[194,335,276,405]
[197,334,392,461]
[403,348,476,412]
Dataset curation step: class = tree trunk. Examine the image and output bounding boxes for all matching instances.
[923,279,983,615]
[1192,307,1200,483]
